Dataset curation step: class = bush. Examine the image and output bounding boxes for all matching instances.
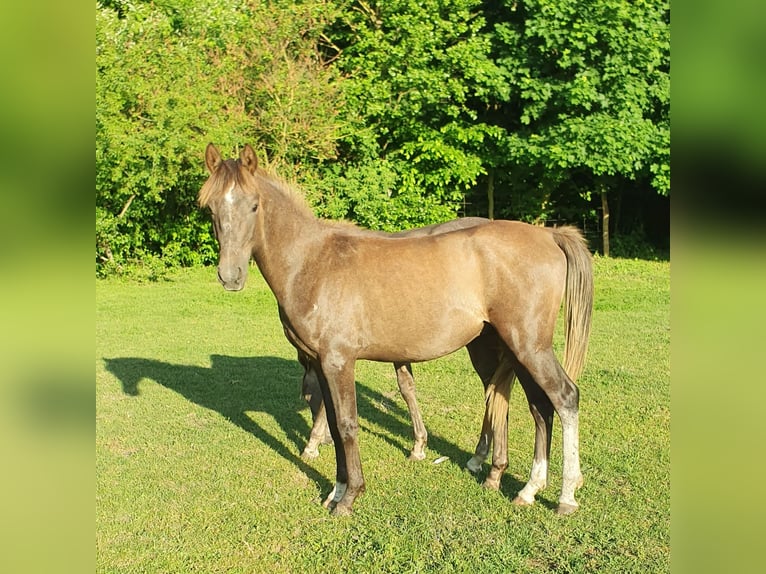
[96,0,344,275]
[611,228,669,260]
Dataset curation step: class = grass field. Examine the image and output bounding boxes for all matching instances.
[96,256,669,573]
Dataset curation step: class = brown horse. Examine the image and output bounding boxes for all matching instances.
[199,144,593,516]
[298,216,496,461]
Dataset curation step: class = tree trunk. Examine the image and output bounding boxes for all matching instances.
[487,170,495,220]
[601,188,610,257]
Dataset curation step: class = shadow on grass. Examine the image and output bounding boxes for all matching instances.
[103,355,525,497]
[104,355,331,491]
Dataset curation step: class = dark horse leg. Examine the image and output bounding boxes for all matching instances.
[512,376,555,506]
[301,356,427,460]
[464,326,505,473]
[300,358,334,459]
[316,351,365,516]
[480,354,515,490]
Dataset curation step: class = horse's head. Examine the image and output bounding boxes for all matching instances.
[199,143,261,291]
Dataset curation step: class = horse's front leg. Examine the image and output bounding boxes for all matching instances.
[317,351,365,516]
[393,362,428,461]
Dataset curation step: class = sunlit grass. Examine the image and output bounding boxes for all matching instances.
[97,257,669,573]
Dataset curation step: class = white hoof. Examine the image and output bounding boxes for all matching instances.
[301,447,320,459]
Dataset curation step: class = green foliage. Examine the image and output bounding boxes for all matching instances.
[96,0,670,272]
[325,0,510,225]
[611,228,669,261]
[96,0,344,272]
[494,0,670,193]
[305,158,458,231]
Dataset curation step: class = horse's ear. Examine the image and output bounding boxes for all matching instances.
[240,144,258,175]
[205,143,222,173]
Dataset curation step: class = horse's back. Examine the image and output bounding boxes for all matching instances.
[322,219,567,295]
[305,220,568,360]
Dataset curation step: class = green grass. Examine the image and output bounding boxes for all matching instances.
[96,256,669,573]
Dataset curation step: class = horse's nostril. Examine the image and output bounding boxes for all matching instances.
[217,265,245,289]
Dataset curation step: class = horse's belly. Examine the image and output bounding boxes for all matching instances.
[356,308,485,363]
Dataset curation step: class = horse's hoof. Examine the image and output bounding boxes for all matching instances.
[408,451,426,462]
[556,502,579,515]
[301,448,319,460]
[512,495,534,507]
[322,497,336,511]
[482,478,500,491]
[465,458,483,474]
[331,503,353,517]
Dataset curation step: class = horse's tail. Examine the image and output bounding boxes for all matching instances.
[551,226,594,382]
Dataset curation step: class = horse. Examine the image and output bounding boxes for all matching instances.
[298,216,497,461]
[199,144,593,516]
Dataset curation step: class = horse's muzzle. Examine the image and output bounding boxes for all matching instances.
[217,266,245,291]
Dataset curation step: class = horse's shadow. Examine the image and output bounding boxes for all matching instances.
[103,355,512,495]
[104,355,332,488]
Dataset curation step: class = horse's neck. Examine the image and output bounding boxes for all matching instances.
[252,188,325,301]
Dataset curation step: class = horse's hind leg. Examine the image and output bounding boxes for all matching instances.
[512,378,555,506]
[481,358,515,490]
[504,344,582,514]
[465,328,502,473]
[466,405,492,473]
[393,362,428,461]
[301,363,333,459]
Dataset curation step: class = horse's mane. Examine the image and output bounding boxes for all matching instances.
[255,169,317,221]
[199,154,390,238]
[198,159,489,243]
[198,158,316,223]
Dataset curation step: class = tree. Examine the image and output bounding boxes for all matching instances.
[495,0,670,254]
[482,0,670,253]
[96,0,670,273]
[312,0,509,230]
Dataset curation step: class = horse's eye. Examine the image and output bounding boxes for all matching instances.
[252,204,258,213]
